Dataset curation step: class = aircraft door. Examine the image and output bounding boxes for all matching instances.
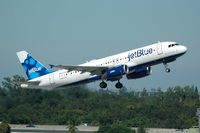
[157,43,163,55]
[49,73,55,85]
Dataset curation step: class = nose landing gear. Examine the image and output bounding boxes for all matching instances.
[164,63,171,73]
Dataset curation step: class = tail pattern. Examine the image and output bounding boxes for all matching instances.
[17,51,54,80]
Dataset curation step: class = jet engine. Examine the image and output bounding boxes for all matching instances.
[126,66,151,79]
[105,65,129,81]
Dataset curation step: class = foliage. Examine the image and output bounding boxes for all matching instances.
[97,123,136,133]
[0,75,199,129]
[68,123,78,133]
[137,126,147,133]
[0,121,11,133]
[65,109,83,133]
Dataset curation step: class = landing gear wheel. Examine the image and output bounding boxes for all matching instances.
[100,81,107,88]
[165,68,171,73]
[164,63,171,73]
[115,82,123,89]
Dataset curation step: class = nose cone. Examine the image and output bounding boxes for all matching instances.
[181,46,187,53]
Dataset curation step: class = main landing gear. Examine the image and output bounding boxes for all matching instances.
[164,63,171,73]
[99,81,107,88]
[115,81,123,89]
[99,81,123,89]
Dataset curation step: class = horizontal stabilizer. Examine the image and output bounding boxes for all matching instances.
[20,81,41,88]
[26,81,41,85]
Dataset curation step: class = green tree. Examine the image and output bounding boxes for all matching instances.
[137,126,147,133]
[98,111,114,126]
[68,119,78,133]
[67,110,83,133]
[97,123,136,133]
[0,76,198,128]
[1,75,25,90]
[0,122,11,133]
[141,88,148,97]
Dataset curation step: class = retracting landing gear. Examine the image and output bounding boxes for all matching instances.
[99,81,107,88]
[99,81,123,89]
[164,63,171,73]
[115,81,123,89]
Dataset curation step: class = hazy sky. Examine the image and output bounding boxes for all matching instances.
[0,0,199,90]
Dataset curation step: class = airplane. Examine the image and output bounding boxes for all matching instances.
[16,41,187,89]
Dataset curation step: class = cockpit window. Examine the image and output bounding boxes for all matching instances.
[168,43,179,48]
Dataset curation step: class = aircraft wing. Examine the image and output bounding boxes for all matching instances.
[49,64,108,75]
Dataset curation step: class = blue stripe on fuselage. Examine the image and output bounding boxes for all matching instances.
[128,52,185,71]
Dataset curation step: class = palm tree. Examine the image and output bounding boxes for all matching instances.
[68,125,78,133]
[67,119,78,133]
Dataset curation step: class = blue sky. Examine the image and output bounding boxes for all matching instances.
[0,0,199,90]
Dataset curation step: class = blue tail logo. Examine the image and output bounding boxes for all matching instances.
[17,51,54,80]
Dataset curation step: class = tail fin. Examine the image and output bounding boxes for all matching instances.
[16,51,54,80]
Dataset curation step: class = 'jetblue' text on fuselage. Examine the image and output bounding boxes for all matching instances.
[128,48,154,61]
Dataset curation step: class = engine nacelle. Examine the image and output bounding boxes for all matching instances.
[105,65,129,81]
[126,66,151,79]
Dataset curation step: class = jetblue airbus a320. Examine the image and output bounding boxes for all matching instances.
[17,41,187,89]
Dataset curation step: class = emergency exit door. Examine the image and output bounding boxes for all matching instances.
[49,73,55,85]
[157,43,163,55]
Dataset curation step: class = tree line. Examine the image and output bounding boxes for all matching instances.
[0,75,199,130]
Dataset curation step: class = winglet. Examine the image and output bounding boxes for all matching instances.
[49,64,55,69]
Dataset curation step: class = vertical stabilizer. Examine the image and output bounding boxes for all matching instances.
[16,51,54,80]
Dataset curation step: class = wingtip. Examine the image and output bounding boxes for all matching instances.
[49,64,54,69]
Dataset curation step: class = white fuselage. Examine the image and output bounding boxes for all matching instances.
[24,41,187,89]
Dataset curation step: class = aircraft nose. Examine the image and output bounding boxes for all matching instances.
[182,46,187,53]
[180,45,187,54]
